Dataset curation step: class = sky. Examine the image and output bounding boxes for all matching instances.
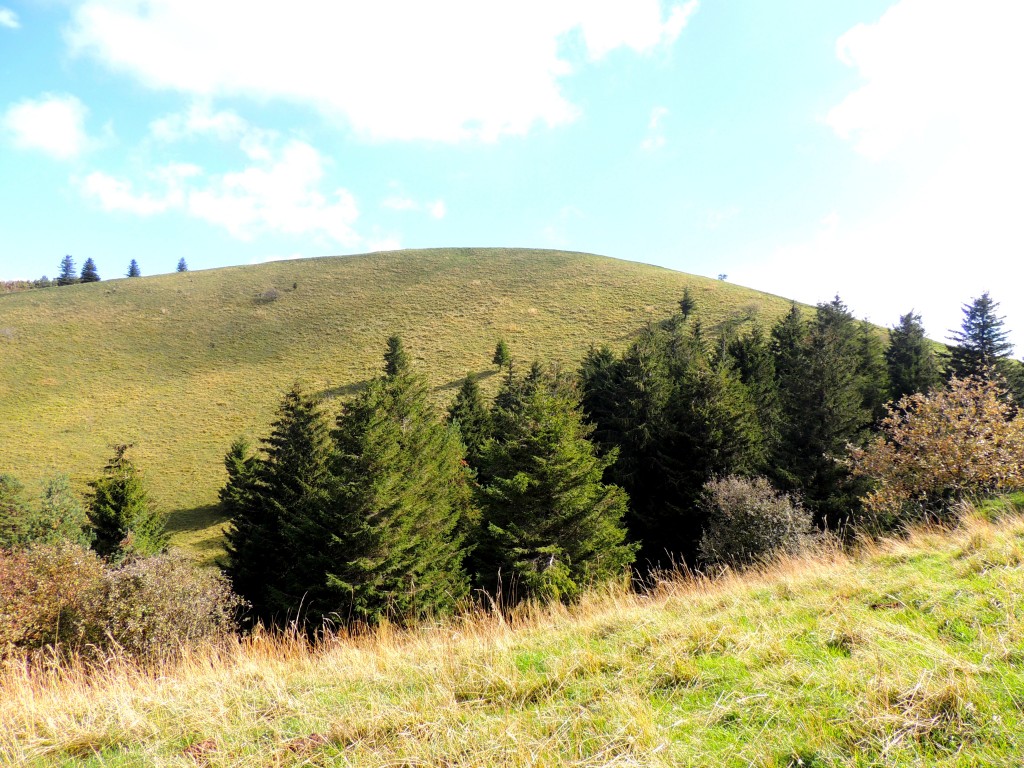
[1,0,1022,349]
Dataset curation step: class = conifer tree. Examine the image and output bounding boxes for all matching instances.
[88,445,166,561]
[0,475,32,548]
[858,322,891,425]
[579,345,624,452]
[492,338,512,371]
[223,388,336,624]
[728,324,781,453]
[949,292,1013,380]
[886,311,940,401]
[447,372,491,468]
[79,258,100,283]
[773,297,871,526]
[314,337,472,625]
[126,259,141,278]
[56,255,77,286]
[176,258,189,273]
[38,474,93,547]
[477,364,635,603]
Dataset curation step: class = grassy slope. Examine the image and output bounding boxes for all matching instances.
[3,514,1023,766]
[0,248,795,556]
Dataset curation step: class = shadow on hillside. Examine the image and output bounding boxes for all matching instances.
[164,504,226,535]
[317,379,372,400]
[434,368,499,394]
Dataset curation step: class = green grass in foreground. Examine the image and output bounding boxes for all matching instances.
[3,514,1023,766]
[0,248,797,559]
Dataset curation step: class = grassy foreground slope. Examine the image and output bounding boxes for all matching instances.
[3,514,1024,766]
[0,248,794,553]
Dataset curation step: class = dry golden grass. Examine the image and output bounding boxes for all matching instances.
[0,248,798,561]
[3,513,1023,766]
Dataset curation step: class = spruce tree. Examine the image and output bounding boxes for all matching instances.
[88,444,166,561]
[492,339,512,371]
[728,324,781,454]
[126,259,142,278]
[949,292,1013,380]
[57,255,77,286]
[176,258,189,273]
[447,372,491,468]
[79,258,100,283]
[773,297,871,526]
[477,364,635,603]
[579,345,624,452]
[0,475,32,548]
[223,388,336,625]
[886,311,940,401]
[858,322,891,425]
[314,337,472,625]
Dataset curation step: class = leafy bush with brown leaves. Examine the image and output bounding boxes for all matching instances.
[849,376,1024,529]
[0,545,241,661]
[698,475,814,567]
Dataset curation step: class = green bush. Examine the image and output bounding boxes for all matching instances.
[698,475,814,568]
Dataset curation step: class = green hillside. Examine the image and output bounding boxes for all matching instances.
[0,248,796,556]
[4,511,1024,766]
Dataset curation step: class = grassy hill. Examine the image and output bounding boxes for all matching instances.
[0,248,797,557]
[3,511,1023,766]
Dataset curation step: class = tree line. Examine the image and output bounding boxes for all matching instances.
[2,255,190,292]
[220,289,1024,630]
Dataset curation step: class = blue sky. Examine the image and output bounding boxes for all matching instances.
[2,1,1022,348]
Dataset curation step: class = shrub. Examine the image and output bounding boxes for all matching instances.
[0,542,106,654]
[104,552,243,660]
[848,376,1024,530]
[0,545,242,661]
[698,475,813,567]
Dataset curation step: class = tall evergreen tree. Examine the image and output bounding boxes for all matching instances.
[492,339,512,371]
[223,388,336,625]
[88,444,166,561]
[0,475,32,548]
[447,372,491,468]
[477,365,635,603]
[176,258,189,273]
[126,259,142,278]
[56,255,77,286]
[728,324,781,454]
[886,311,941,401]
[858,321,891,425]
[79,258,100,283]
[773,297,871,526]
[313,337,472,625]
[948,292,1013,380]
[579,345,624,452]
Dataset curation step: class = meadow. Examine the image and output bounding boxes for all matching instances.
[0,248,797,558]
[3,509,1022,766]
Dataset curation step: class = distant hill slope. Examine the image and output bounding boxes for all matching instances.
[0,248,797,556]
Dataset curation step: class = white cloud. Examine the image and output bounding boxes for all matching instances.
[150,102,248,142]
[382,194,447,219]
[0,7,19,28]
[3,94,90,159]
[741,0,1024,345]
[80,139,361,246]
[640,105,668,151]
[66,1,696,142]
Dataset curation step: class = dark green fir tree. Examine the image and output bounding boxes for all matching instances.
[477,364,636,603]
[447,372,491,468]
[948,292,1013,380]
[176,257,189,273]
[886,310,941,401]
[56,255,77,286]
[126,259,141,278]
[492,338,512,371]
[88,444,166,561]
[79,258,100,283]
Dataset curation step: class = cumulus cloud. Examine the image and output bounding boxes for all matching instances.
[66,1,696,142]
[3,94,91,159]
[0,7,19,28]
[640,105,668,151]
[80,139,360,246]
[382,193,447,219]
[150,102,248,142]
[743,0,1024,342]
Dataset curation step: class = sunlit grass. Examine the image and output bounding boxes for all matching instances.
[2,514,1022,766]
[0,248,797,559]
